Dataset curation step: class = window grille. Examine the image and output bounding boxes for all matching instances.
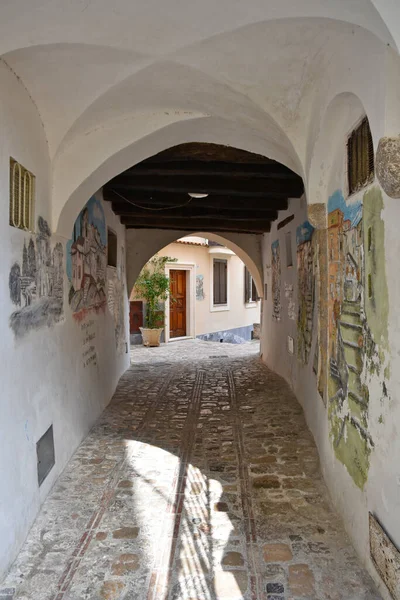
[347,117,374,196]
[9,158,35,231]
[213,259,227,305]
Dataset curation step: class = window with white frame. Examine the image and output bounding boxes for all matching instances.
[213,258,228,305]
[244,266,257,303]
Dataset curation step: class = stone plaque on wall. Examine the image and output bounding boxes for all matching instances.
[369,513,400,599]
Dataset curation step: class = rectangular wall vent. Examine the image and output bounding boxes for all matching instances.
[37,425,55,486]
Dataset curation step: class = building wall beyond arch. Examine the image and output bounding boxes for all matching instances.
[125,228,263,300]
[131,238,261,343]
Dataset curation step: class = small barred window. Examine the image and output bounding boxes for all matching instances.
[9,158,35,231]
[285,232,293,268]
[347,117,374,196]
[107,228,117,267]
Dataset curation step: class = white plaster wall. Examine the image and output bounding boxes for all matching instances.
[261,122,400,599]
[0,63,130,578]
[153,241,260,337]
[261,194,322,408]
[260,195,385,596]
[370,187,400,580]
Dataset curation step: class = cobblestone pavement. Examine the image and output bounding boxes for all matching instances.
[1,340,381,600]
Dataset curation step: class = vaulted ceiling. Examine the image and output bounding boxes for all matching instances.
[2,0,400,232]
[103,143,303,233]
[1,1,398,162]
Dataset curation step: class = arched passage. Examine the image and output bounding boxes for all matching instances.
[55,116,304,238]
[127,230,263,345]
[125,228,263,301]
[2,5,400,594]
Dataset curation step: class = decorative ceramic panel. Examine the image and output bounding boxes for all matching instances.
[369,513,400,600]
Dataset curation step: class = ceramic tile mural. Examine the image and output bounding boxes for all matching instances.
[296,221,315,365]
[67,197,107,321]
[271,240,281,321]
[9,217,64,337]
[327,187,389,488]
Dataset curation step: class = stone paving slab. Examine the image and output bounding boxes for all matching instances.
[1,340,381,600]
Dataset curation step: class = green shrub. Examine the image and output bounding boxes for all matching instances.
[134,255,176,328]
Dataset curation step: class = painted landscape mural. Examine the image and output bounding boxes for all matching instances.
[271,240,281,321]
[328,187,389,488]
[67,197,107,321]
[296,220,315,365]
[9,217,64,337]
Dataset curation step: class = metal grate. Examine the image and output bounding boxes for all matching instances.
[37,425,55,486]
[9,158,35,231]
[347,117,374,196]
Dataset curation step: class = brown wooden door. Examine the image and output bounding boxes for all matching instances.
[169,270,186,338]
[129,301,143,334]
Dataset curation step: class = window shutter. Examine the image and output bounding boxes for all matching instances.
[213,259,227,305]
[251,278,257,301]
[213,259,219,305]
[244,267,251,303]
[347,117,374,195]
[367,121,374,178]
[222,261,227,304]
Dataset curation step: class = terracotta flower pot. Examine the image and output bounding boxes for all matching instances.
[139,327,163,347]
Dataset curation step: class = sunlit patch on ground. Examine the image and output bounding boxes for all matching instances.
[1,340,380,600]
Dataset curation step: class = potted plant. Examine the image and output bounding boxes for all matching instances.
[133,255,176,347]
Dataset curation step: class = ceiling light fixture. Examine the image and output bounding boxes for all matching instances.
[188,192,209,199]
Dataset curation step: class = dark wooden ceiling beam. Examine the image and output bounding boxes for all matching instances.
[146,143,277,164]
[120,217,272,232]
[123,222,270,234]
[121,161,298,179]
[108,175,303,197]
[103,189,288,212]
[103,144,303,232]
[111,206,278,221]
